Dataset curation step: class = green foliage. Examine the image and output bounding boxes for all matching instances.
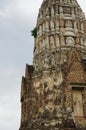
[31,27,37,38]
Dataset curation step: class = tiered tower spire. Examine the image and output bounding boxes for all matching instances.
[33,0,86,72]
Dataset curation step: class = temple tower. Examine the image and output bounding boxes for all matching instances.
[19,0,86,130]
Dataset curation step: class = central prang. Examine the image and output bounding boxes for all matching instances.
[19,0,86,130]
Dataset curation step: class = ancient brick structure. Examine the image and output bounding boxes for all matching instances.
[19,0,86,130]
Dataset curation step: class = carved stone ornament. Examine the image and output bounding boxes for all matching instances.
[66,37,75,45]
[65,20,72,28]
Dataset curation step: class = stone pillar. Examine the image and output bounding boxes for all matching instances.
[46,7,50,18]
[77,21,81,30]
[55,4,58,15]
[60,0,62,3]
[39,40,42,52]
[83,89,86,117]
[39,25,42,36]
[60,19,64,28]
[56,19,59,33]
[51,6,54,16]
[81,23,84,31]
[55,35,60,47]
[40,11,43,19]
[43,53,49,69]
[43,38,45,49]
[46,20,49,32]
[72,7,75,17]
[50,35,55,49]
[76,37,80,45]
[43,22,45,34]
[74,21,78,34]
[75,8,78,16]
[60,7,63,17]
[45,36,50,49]
[83,38,86,47]
[81,37,84,49]
[50,19,54,31]
[60,35,65,46]
[74,21,77,29]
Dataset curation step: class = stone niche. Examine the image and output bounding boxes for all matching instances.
[65,20,73,28]
[63,7,71,14]
[73,88,84,117]
[71,83,86,121]
[66,37,75,46]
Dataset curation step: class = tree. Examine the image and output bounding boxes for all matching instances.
[31,27,37,38]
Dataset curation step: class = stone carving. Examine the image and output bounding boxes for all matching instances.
[66,37,75,45]
[65,20,72,28]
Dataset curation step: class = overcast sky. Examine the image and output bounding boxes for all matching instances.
[0,0,86,130]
